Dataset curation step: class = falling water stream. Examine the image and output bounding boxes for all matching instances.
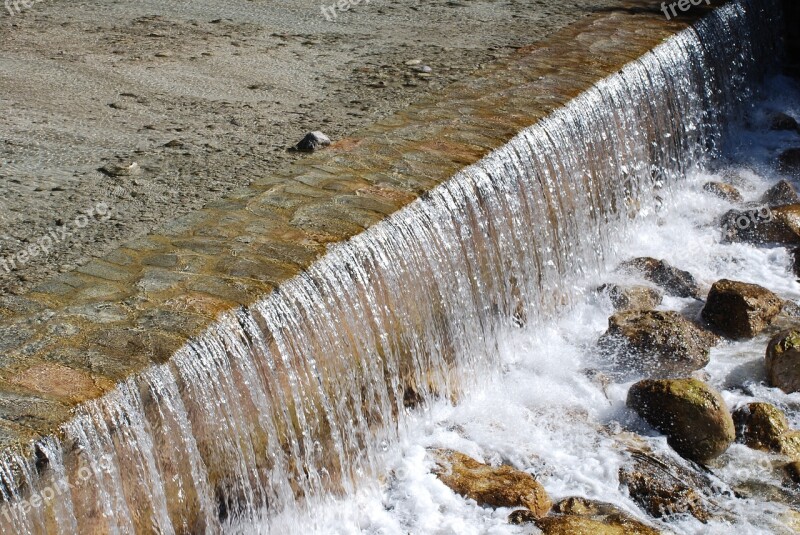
[0,0,789,533]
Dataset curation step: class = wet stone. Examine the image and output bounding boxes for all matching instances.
[760,179,800,207]
[76,261,135,283]
[703,181,743,202]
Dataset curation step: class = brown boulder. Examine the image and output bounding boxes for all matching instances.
[701,279,783,339]
[533,516,662,535]
[431,449,551,517]
[626,378,735,463]
[732,402,800,458]
[598,284,663,312]
[618,449,713,522]
[766,330,800,394]
[510,497,663,534]
[778,148,800,177]
[703,181,742,202]
[599,310,717,378]
[761,179,800,207]
[720,204,800,245]
[619,258,700,299]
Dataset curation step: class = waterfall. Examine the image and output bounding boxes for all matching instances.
[0,1,783,532]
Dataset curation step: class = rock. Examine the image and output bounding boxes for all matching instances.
[732,402,800,458]
[292,131,331,152]
[99,161,142,177]
[766,330,800,394]
[618,258,699,299]
[533,515,663,535]
[703,181,743,202]
[792,248,800,278]
[778,148,800,177]
[719,204,799,245]
[598,284,663,312]
[618,449,713,522]
[786,461,800,484]
[510,497,662,533]
[598,310,717,378]
[430,449,551,517]
[760,180,800,207]
[701,279,783,339]
[769,112,800,132]
[627,378,735,463]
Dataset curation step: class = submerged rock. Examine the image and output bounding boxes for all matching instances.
[618,258,700,299]
[598,284,663,312]
[292,131,331,152]
[703,181,743,202]
[732,402,800,458]
[618,448,714,522]
[599,310,717,378]
[430,449,551,517]
[627,378,735,464]
[701,279,782,339]
[760,179,800,207]
[766,330,800,394]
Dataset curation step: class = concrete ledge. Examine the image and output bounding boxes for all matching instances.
[0,0,733,459]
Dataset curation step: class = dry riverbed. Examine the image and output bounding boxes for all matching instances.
[0,0,630,295]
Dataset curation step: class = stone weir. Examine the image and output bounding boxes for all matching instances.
[0,0,784,532]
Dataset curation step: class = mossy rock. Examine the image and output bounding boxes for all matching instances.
[701,279,782,339]
[627,379,734,463]
[733,402,800,458]
[766,330,800,394]
[599,311,717,379]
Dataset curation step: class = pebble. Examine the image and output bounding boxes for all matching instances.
[292,131,331,152]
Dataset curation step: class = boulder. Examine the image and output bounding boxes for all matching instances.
[430,449,551,517]
[510,497,662,534]
[626,378,735,463]
[533,516,662,535]
[732,402,800,458]
[619,258,700,299]
[618,448,713,522]
[766,330,800,394]
[778,148,800,177]
[703,181,742,202]
[760,180,800,207]
[720,204,800,245]
[599,310,718,378]
[701,279,783,339]
[598,284,663,312]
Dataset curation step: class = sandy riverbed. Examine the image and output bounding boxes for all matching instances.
[0,0,629,295]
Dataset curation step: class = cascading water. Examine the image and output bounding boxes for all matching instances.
[0,0,785,533]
